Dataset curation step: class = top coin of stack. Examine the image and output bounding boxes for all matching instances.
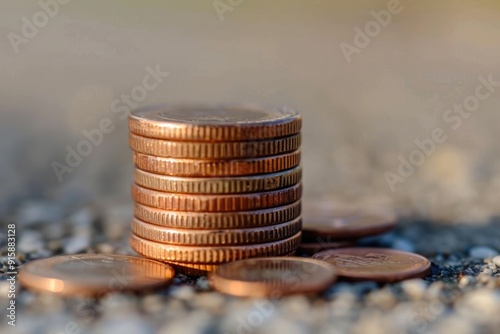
[128,105,302,273]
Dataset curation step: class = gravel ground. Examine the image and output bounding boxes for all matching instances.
[1,202,499,334]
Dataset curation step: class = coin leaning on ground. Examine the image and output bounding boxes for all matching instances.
[312,247,431,282]
[17,254,175,296]
[301,210,396,241]
[210,257,337,297]
[133,166,302,194]
[128,104,302,141]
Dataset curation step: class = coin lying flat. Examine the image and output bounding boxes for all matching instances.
[129,105,301,141]
[133,151,301,177]
[17,254,175,296]
[130,232,301,263]
[134,166,302,194]
[302,210,396,241]
[313,247,431,282]
[165,251,299,276]
[131,216,302,245]
[133,201,302,229]
[129,133,301,159]
[297,240,356,255]
[210,257,336,297]
[132,183,302,212]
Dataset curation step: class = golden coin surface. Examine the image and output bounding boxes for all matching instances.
[134,166,302,194]
[133,150,301,177]
[131,216,302,245]
[133,201,301,229]
[129,105,301,141]
[302,209,396,241]
[17,254,175,296]
[129,133,301,159]
[132,183,302,212]
[130,232,301,263]
[210,257,336,297]
[313,247,431,282]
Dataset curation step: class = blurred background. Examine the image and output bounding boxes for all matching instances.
[2,0,500,224]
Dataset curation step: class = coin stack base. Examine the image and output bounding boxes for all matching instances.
[128,105,302,274]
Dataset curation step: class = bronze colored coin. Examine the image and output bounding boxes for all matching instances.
[129,133,301,159]
[134,166,302,194]
[130,232,301,263]
[132,183,302,212]
[131,216,302,245]
[302,210,396,241]
[210,257,336,297]
[133,150,301,177]
[297,240,356,255]
[133,201,301,229]
[165,251,298,276]
[17,254,175,296]
[128,105,301,141]
[313,247,431,282]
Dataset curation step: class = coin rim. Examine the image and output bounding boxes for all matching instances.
[17,254,176,296]
[312,247,431,282]
[209,257,337,297]
[131,216,302,245]
[128,105,301,141]
[130,232,301,263]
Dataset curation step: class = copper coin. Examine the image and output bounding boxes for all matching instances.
[210,257,336,297]
[131,216,302,245]
[164,251,298,276]
[302,210,396,241]
[17,254,175,296]
[134,166,302,194]
[297,240,356,255]
[133,201,301,229]
[313,247,431,282]
[131,183,302,212]
[129,133,301,159]
[130,232,301,263]
[133,151,301,177]
[128,105,301,141]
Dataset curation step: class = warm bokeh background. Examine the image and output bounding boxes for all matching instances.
[2,0,500,223]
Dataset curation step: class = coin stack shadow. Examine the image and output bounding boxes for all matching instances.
[127,105,303,274]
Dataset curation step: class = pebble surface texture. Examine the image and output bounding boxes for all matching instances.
[1,203,499,334]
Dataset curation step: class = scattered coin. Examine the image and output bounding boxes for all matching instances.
[133,166,302,194]
[131,216,302,245]
[133,201,302,229]
[210,257,337,297]
[302,210,396,241]
[133,150,301,177]
[130,232,301,263]
[128,105,301,141]
[312,247,431,282]
[18,254,175,296]
[297,240,356,255]
[132,183,302,212]
[129,132,301,159]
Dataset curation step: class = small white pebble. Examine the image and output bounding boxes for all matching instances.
[492,255,500,268]
[469,246,498,259]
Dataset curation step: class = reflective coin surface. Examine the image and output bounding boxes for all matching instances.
[129,105,301,141]
[313,247,431,282]
[210,257,336,297]
[18,254,175,296]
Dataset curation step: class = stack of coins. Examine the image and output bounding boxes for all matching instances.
[128,105,303,274]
